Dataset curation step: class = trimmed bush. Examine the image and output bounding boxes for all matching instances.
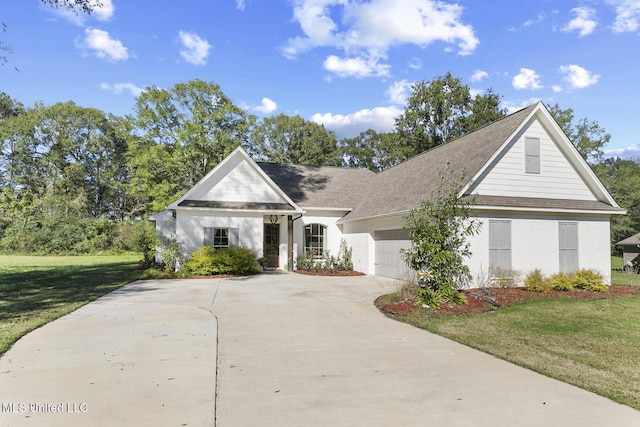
[182,246,260,276]
[524,269,551,293]
[549,272,575,291]
[573,269,608,292]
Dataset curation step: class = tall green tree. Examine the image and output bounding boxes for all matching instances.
[393,72,505,163]
[593,158,640,250]
[131,80,254,214]
[0,101,129,219]
[340,129,399,171]
[548,103,610,164]
[249,113,341,166]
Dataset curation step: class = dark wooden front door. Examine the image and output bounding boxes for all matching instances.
[264,224,280,268]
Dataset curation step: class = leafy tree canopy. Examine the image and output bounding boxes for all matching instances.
[548,103,610,165]
[249,113,341,166]
[130,79,255,215]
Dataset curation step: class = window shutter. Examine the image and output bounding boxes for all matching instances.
[559,222,578,272]
[489,220,511,271]
[203,227,214,247]
[229,228,239,246]
[525,137,540,174]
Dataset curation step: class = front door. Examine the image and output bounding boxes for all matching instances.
[264,223,280,268]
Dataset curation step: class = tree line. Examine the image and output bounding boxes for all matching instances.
[1,74,637,254]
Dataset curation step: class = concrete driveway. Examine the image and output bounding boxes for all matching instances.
[1,272,640,426]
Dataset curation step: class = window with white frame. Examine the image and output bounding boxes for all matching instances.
[525,137,540,174]
[204,227,230,248]
[304,224,327,257]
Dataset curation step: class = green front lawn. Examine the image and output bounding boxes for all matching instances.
[382,261,640,410]
[611,256,640,286]
[0,255,142,355]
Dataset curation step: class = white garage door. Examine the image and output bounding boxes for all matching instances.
[374,230,414,280]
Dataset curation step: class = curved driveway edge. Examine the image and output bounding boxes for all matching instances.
[0,279,219,427]
[213,272,640,427]
[2,273,640,426]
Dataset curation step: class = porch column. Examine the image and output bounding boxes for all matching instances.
[288,215,294,271]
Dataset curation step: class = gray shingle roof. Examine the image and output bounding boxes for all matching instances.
[256,104,620,219]
[341,104,537,221]
[179,200,296,210]
[616,232,640,246]
[257,162,375,208]
[470,195,625,212]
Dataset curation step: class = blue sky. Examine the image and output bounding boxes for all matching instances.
[2,0,640,157]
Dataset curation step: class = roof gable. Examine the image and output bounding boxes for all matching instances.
[465,102,619,207]
[168,147,302,212]
[341,102,622,222]
[341,104,537,221]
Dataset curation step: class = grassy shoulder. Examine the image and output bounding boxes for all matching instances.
[377,281,640,411]
[0,255,142,355]
[611,256,640,286]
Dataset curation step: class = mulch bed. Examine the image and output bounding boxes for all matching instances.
[378,285,640,316]
[295,269,366,276]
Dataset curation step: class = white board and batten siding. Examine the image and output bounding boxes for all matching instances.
[189,155,284,204]
[472,120,595,201]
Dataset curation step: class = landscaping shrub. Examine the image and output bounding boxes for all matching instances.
[573,269,608,292]
[182,246,259,276]
[295,239,354,272]
[295,251,319,271]
[549,272,575,291]
[490,268,521,288]
[524,269,552,293]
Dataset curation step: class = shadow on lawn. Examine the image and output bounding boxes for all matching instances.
[0,261,144,323]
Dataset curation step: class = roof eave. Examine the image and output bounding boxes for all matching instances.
[470,204,626,216]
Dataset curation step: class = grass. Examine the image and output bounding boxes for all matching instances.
[611,256,640,287]
[0,255,143,355]
[382,278,640,410]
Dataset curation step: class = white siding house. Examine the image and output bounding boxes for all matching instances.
[151,102,624,284]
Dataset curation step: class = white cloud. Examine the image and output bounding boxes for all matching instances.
[100,82,143,97]
[604,144,640,159]
[470,69,488,82]
[236,0,246,11]
[559,64,600,88]
[502,98,542,114]
[252,97,278,113]
[283,0,478,78]
[311,106,402,138]
[323,54,390,78]
[512,68,542,90]
[50,0,115,25]
[386,80,412,105]
[552,85,563,93]
[90,0,115,22]
[609,0,640,32]
[562,7,598,37]
[179,31,212,65]
[79,28,129,61]
[523,13,545,27]
[408,57,422,70]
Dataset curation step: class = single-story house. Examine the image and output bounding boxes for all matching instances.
[150,102,624,285]
[616,232,640,266]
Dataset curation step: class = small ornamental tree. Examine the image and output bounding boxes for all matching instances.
[402,170,479,308]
